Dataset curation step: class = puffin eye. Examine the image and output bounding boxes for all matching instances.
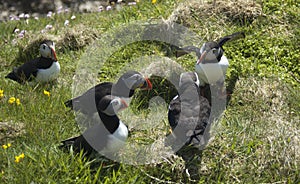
[112,100,120,106]
[43,45,46,50]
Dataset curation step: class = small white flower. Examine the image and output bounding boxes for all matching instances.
[18,33,24,38]
[71,15,76,20]
[18,30,25,38]
[106,6,112,11]
[128,2,137,5]
[64,8,69,13]
[45,24,53,29]
[47,11,53,17]
[98,6,104,12]
[14,28,20,33]
[20,30,26,34]
[9,15,20,21]
[24,14,30,19]
[19,13,25,18]
[41,29,46,33]
[57,6,63,14]
[34,16,39,20]
[64,20,69,26]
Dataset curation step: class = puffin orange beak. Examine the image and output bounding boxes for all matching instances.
[196,51,207,65]
[140,78,152,90]
[51,48,57,61]
[120,98,128,110]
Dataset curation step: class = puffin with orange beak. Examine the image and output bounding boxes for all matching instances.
[64,70,152,116]
[5,40,60,84]
[176,32,245,86]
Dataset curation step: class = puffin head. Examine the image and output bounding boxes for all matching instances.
[196,41,223,64]
[119,71,152,91]
[175,32,245,65]
[40,40,57,61]
[98,95,128,116]
[197,32,245,65]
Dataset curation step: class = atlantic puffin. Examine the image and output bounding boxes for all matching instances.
[64,71,152,115]
[60,95,129,155]
[167,72,211,150]
[176,32,245,85]
[5,40,60,84]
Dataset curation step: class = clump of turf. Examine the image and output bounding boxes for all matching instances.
[169,0,264,27]
[57,24,98,53]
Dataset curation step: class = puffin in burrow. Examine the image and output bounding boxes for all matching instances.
[176,32,245,86]
[60,95,129,155]
[64,70,152,116]
[5,40,60,84]
[167,72,211,150]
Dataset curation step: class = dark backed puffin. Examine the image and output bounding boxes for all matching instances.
[176,32,245,86]
[60,95,129,155]
[64,71,152,115]
[167,72,211,149]
[5,40,60,84]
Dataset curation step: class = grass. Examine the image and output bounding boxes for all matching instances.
[0,0,299,183]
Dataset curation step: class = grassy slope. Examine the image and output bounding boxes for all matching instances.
[0,0,299,183]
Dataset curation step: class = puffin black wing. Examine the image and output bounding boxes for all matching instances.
[5,58,39,84]
[175,45,201,58]
[64,71,152,115]
[217,32,245,47]
[167,72,211,149]
[168,95,181,129]
[64,82,113,115]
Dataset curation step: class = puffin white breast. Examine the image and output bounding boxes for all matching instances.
[36,62,60,82]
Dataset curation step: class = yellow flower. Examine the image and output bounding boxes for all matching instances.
[16,98,21,105]
[43,90,50,97]
[2,143,11,149]
[0,89,3,98]
[15,156,21,163]
[14,153,25,163]
[2,145,8,149]
[8,97,16,104]
[19,153,25,158]
[152,0,157,4]
[8,97,21,105]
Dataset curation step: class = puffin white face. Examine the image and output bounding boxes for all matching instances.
[197,42,221,64]
[102,97,128,116]
[206,48,219,61]
[40,42,57,61]
[122,73,152,90]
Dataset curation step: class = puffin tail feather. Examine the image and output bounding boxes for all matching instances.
[58,136,78,150]
[64,99,73,109]
[5,72,19,81]
[5,68,25,84]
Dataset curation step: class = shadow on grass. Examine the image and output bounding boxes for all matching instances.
[176,145,203,182]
